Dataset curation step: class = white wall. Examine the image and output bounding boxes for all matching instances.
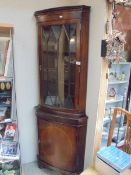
[77,0,107,167]
[0,0,107,166]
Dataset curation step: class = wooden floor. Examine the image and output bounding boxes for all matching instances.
[22,162,62,175]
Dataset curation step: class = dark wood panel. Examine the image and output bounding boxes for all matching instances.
[36,106,87,174]
[35,105,87,126]
[38,119,77,171]
[35,6,90,23]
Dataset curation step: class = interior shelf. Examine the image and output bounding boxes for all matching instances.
[0,77,13,82]
[108,80,128,85]
[0,92,11,97]
[0,118,12,124]
[106,98,123,104]
[0,103,11,107]
[112,62,131,65]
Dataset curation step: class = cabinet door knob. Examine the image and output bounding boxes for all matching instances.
[39,65,42,71]
[76,61,81,65]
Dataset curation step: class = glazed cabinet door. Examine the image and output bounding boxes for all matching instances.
[38,22,81,110]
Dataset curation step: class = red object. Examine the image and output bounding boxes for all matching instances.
[4,123,16,140]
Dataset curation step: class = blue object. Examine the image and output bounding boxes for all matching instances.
[97,146,131,172]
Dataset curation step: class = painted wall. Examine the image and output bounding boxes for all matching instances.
[0,0,106,167]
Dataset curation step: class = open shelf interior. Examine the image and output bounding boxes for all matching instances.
[101,62,131,148]
[0,25,21,174]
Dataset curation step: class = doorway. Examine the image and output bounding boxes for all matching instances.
[94,3,131,163]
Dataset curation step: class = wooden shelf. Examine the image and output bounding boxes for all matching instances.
[0,24,14,37]
[0,23,13,28]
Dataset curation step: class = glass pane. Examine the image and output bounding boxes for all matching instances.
[42,23,77,109]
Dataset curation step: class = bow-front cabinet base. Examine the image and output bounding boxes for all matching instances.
[35,106,88,175]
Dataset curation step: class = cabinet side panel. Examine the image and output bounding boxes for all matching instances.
[76,124,87,171]
[79,10,90,109]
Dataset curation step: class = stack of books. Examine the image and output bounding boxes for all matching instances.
[95,146,131,175]
[0,123,19,160]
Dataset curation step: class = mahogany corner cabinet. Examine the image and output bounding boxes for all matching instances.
[34,5,90,175]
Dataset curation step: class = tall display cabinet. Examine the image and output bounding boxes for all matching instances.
[34,6,90,175]
[0,25,20,174]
